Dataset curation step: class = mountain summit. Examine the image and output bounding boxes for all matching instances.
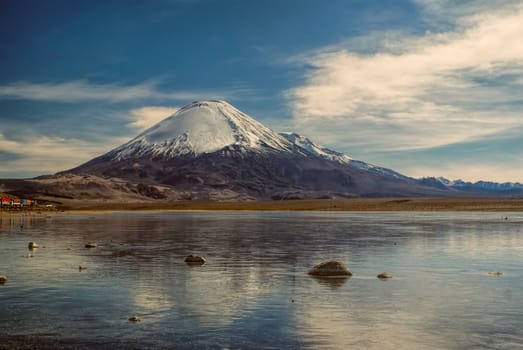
[109,100,296,160]
[65,100,446,200]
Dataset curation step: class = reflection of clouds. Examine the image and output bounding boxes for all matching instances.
[403,215,523,258]
[178,265,265,327]
[445,228,523,256]
[126,259,267,327]
[294,295,447,350]
[132,281,175,320]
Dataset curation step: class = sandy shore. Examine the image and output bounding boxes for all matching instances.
[53,197,523,212]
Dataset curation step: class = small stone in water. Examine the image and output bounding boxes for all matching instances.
[28,242,38,249]
[128,316,141,323]
[377,272,393,279]
[184,255,206,264]
[0,275,7,284]
[85,242,97,248]
[488,271,503,276]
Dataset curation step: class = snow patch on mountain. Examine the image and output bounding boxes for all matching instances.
[347,160,412,180]
[109,100,295,160]
[279,132,411,181]
[418,177,523,194]
[279,132,352,163]
[431,177,523,190]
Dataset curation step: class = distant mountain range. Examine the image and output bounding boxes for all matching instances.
[1,100,522,203]
[418,177,523,195]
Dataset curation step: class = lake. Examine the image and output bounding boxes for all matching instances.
[1,211,522,349]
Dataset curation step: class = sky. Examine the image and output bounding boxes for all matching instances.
[1,0,523,182]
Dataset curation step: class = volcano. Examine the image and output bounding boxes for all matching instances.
[58,100,445,200]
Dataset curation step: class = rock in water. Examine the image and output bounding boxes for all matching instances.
[0,275,7,284]
[85,242,97,248]
[308,259,352,277]
[28,242,38,249]
[488,271,503,276]
[128,316,141,323]
[377,272,393,279]
[184,255,206,265]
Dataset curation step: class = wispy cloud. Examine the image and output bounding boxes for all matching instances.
[406,163,523,183]
[0,104,180,178]
[0,132,126,178]
[287,2,523,153]
[0,80,246,103]
[414,0,523,28]
[128,106,179,131]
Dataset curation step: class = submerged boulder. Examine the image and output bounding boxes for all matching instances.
[128,316,141,323]
[308,259,352,277]
[28,242,38,249]
[85,242,97,248]
[0,275,7,284]
[184,255,206,265]
[488,271,503,276]
[377,272,393,279]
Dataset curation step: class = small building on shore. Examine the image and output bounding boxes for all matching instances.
[0,196,37,210]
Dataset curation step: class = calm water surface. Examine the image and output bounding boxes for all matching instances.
[1,211,522,349]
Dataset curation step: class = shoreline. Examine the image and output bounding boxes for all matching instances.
[49,197,523,212]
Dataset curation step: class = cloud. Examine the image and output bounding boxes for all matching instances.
[0,132,126,178]
[128,106,179,131]
[287,2,523,152]
[0,103,179,177]
[414,0,523,28]
[406,163,523,183]
[0,80,245,103]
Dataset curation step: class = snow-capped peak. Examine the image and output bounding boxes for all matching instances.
[279,132,411,181]
[109,100,294,160]
[279,132,352,163]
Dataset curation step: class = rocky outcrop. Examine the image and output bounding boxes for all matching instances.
[308,259,352,277]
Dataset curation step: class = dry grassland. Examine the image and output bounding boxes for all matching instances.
[61,197,523,212]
